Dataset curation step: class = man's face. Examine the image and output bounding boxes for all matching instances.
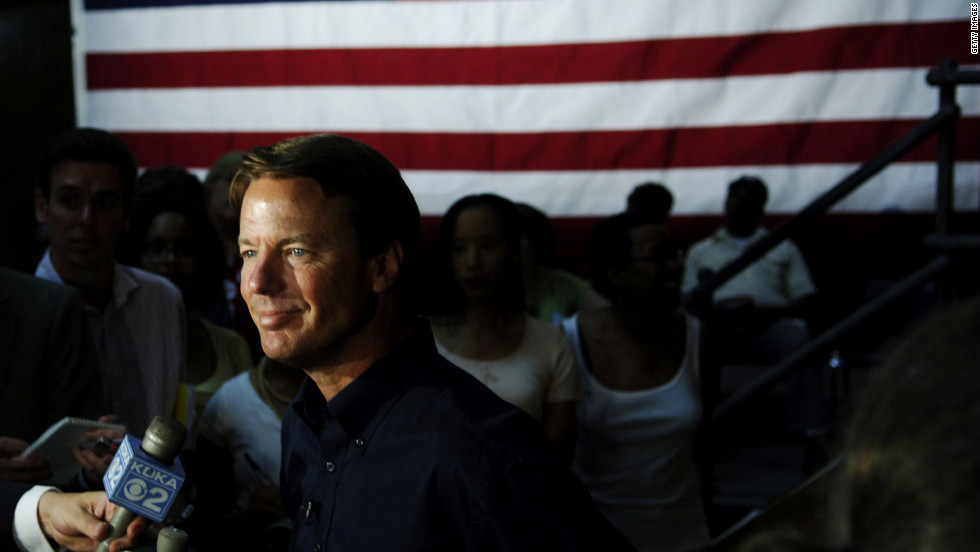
[238,177,378,368]
[35,160,129,276]
[724,186,763,237]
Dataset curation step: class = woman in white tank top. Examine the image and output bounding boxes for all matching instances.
[561,212,711,552]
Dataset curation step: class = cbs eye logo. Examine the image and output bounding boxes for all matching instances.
[123,479,149,501]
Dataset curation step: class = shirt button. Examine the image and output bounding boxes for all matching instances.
[313,546,321,552]
[324,461,336,473]
[354,438,365,447]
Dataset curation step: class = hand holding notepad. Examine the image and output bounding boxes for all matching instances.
[1,435,51,482]
[18,417,127,485]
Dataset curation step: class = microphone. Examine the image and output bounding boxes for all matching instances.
[95,416,188,552]
[156,526,190,552]
[102,527,190,552]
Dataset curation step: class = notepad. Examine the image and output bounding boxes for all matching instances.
[20,417,127,484]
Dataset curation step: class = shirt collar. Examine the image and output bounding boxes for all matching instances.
[35,248,63,283]
[294,317,438,441]
[716,226,767,245]
[36,248,141,310]
[108,263,141,310]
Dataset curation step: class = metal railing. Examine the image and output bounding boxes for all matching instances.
[683,59,980,425]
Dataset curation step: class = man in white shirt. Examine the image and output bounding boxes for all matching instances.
[683,176,825,434]
[33,128,186,447]
[683,176,816,356]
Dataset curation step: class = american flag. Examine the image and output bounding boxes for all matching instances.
[76,0,979,217]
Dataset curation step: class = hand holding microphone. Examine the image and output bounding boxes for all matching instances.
[38,490,146,552]
[95,416,188,552]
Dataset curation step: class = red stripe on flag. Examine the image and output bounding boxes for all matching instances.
[88,21,969,89]
[117,117,980,170]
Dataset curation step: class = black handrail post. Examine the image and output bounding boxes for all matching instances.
[933,59,959,238]
[928,59,963,305]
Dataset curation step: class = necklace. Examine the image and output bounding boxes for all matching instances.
[477,362,499,385]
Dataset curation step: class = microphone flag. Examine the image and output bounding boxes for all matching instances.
[103,434,186,523]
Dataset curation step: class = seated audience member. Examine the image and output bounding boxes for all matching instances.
[682,176,824,435]
[425,194,582,458]
[32,127,186,440]
[1,483,145,551]
[516,202,606,325]
[682,175,816,358]
[190,357,304,551]
[121,198,252,437]
[561,212,712,552]
[735,295,980,552]
[626,181,674,223]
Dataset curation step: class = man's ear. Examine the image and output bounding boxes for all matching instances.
[371,241,404,294]
[34,188,49,224]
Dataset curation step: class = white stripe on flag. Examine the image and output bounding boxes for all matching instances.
[86,69,977,133]
[183,162,979,217]
[83,0,966,53]
[397,162,980,216]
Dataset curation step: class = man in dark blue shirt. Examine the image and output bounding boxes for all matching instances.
[230,134,635,551]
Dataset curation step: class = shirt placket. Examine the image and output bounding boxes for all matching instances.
[313,419,348,552]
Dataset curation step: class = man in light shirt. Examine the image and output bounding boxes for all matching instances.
[33,128,186,451]
[683,176,817,358]
[683,176,825,435]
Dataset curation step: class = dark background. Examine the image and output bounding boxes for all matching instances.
[1,0,75,272]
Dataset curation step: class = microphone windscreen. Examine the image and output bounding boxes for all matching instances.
[142,416,187,463]
[156,527,190,552]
